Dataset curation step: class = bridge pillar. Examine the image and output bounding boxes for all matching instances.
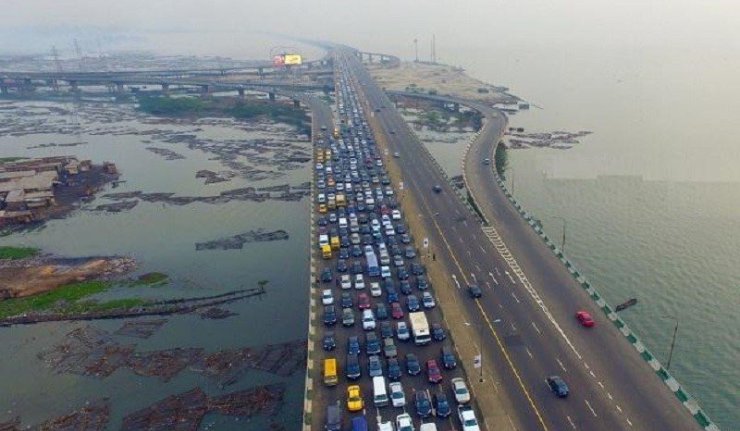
[258,67,264,79]
[68,80,79,93]
[237,88,245,98]
[161,83,170,95]
[293,99,300,108]
[199,85,211,96]
[368,54,373,63]
[268,92,276,101]
[1,85,8,95]
[116,83,125,94]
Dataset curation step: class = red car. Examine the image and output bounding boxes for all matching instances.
[358,293,371,310]
[426,359,443,383]
[390,302,404,319]
[576,310,595,327]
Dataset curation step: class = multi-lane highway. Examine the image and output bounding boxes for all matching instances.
[339,47,701,431]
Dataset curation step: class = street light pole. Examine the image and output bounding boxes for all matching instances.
[551,216,567,253]
[465,321,484,383]
[663,316,679,370]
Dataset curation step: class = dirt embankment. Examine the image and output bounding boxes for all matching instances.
[0,256,134,299]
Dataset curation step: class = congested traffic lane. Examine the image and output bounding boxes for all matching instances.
[338,49,687,431]
[309,57,481,431]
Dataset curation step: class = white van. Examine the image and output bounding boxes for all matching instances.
[338,217,348,229]
[319,234,329,248]
[372,376,389,407]
[362,309,376,330]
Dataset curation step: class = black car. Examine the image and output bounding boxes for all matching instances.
[339,248,350,259]
[468,284,483,298]
[400,233,411,244]
[366,332,381,355]
[346,353,361,380]
[397,268,410,281]
[347,336,362,355]
[336,259,348,273]
[396,224,407,234]
[410,263,424,276]
[414,390,432,418]
[321,268,333,283]
[416,276,429,290]
[351,245,363,257]
[431,323,446,341]
[317,217,328,227]
[376,303,389,320]
[341,292,353,308]
[351,261,364,274]
[406,295,421,312]
[380,321,394,339]
[387,358,402,381]
[405,353,421,376]
[547,375,570,398]
[323,332,336,351]
[433,185,442,193]
[433,393,452,418]
[404,246,416,259]
[441,345,457,369]
[323,305,337,326]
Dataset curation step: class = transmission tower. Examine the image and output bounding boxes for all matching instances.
[73,38,85,71]
[50,45,63,92]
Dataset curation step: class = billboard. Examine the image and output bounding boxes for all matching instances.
[283,54,303,65]
[272,55,285,67]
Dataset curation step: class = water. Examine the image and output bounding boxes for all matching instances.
[0,101,310,429]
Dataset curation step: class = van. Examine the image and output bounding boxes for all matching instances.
[362,309,376,330]
[372,376,389,407]
[323,358,338,386]
[351,416,368,431]
[420,423,438,431]
[338,217,348,229]
[322,244,332,259]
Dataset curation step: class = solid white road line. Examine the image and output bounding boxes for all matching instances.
[566,416,577,430]
[531,321,542,334]
[585,399,598,417]
[556,358,567,373]
[511,292,521,303]
[505,270,516,284]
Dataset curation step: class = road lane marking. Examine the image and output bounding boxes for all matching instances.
[585,399,598,417]
[452,275,460,290]
[511,292,521,303]
[495,267,501,276]
[531,321,542,334]
[479,245,487,253]
[566,416,577,430]
[589,370,596,378]
[485,281,492,289]
[583,362,590,370]
[475,264,481,272]
[505,270,516,284]
[626,418,633,427]
[616,405,622,413]
[597,381,604,389]
[526,347,534,359]
[607,392,613,400]
[556,358,567,373]
[489,271,499,285]
[511,322,517,331]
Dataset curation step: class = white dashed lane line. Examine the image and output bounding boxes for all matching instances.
[584,399,598,417]
[511,292,521,303]
[566,415,577,430]
[531,321,542,335]
[556,358,568,373]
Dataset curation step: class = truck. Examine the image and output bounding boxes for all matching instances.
[409,311,431,345]
[366,250,380,277]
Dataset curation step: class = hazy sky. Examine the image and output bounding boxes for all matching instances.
[2,0,739,57]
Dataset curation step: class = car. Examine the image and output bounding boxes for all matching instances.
[389,382,406,408]
[323,305,337,326]
[395,224,406,235]
[405,353,421,376]
[346,353,361,380]
[381,265,392,278]
[347,336,361,355]
[433,185,442,193]
[432,323,446,341]
[414,390,432,418]
[354,274,366,290]
[397,268,410,280]
[406,295,421,312]
[339,248,350,259]
[576,310,595,327]
[321,289,334,305]
[400,233,411,244]
[441,345,457,369]
[391,209,401,220]
[396,321,410,341]
[357,293,371,309]
[457,405,481,431]
[410,263,424,276]
[397,280,412,295]
[468,284,482,298]
[404,247,416,259]
[377,420,393,431]
[420,292,435,309]
[317,216,328,227]
[396,413,413,431]
[426,359,443,383]
[328,212,337,223]
[368,355,383,377]
[336,259,348,273]
[340,306,355,325]
[376,303,389,320]
[369,282,382,297]
[319,203,328,213]
[383,338,398,358]
[547,375,570,398]
[341,292,353,308]
[323,332,336,351]
[483,158,491,165]
[337,274,352,289]
[416,276,429,290]
[366,332,381,355]
[387,357,402,381]
[386,287,399,304]
[380,322,394,339]
[347,385,363,412]
[451,377,471,404]
[325,404,342,431]
[321,268,333,283]
[434,393,452,418]
[350,260,363,274]
[390,302,404,319]
[351,245,363,257]
[393,255,404,268]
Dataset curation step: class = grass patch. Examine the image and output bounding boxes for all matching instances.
[0,280,111,319]
[0,246,40,260]
[0,157,26,165]
[132,272,169,286]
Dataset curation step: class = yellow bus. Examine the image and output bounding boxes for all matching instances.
[324,358,338,386]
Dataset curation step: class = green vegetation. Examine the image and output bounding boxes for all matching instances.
[0,157,26,165]
[137,96,311,134]
[132,272,169,286]
[0,246,40,260]
[494,140,509,179]
[466,190,486,223]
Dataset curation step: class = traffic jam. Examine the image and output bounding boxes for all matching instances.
[313,57,482,431]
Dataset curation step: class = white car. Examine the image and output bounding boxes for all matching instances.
[422,292,436,309]
[451,378,471,404]
[381,265,392,278]
[378,421,394,431]
[396,413,414,431]
[321,289,334,305]
[389,381,406,408]
[391,209,401,220]
[370,282,383,297]
[396,321,410,341]
[457,406,480,431]
[354,274,366,290]
[340,274,352,290]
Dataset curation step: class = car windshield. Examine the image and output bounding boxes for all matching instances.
[465,419,478,426]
